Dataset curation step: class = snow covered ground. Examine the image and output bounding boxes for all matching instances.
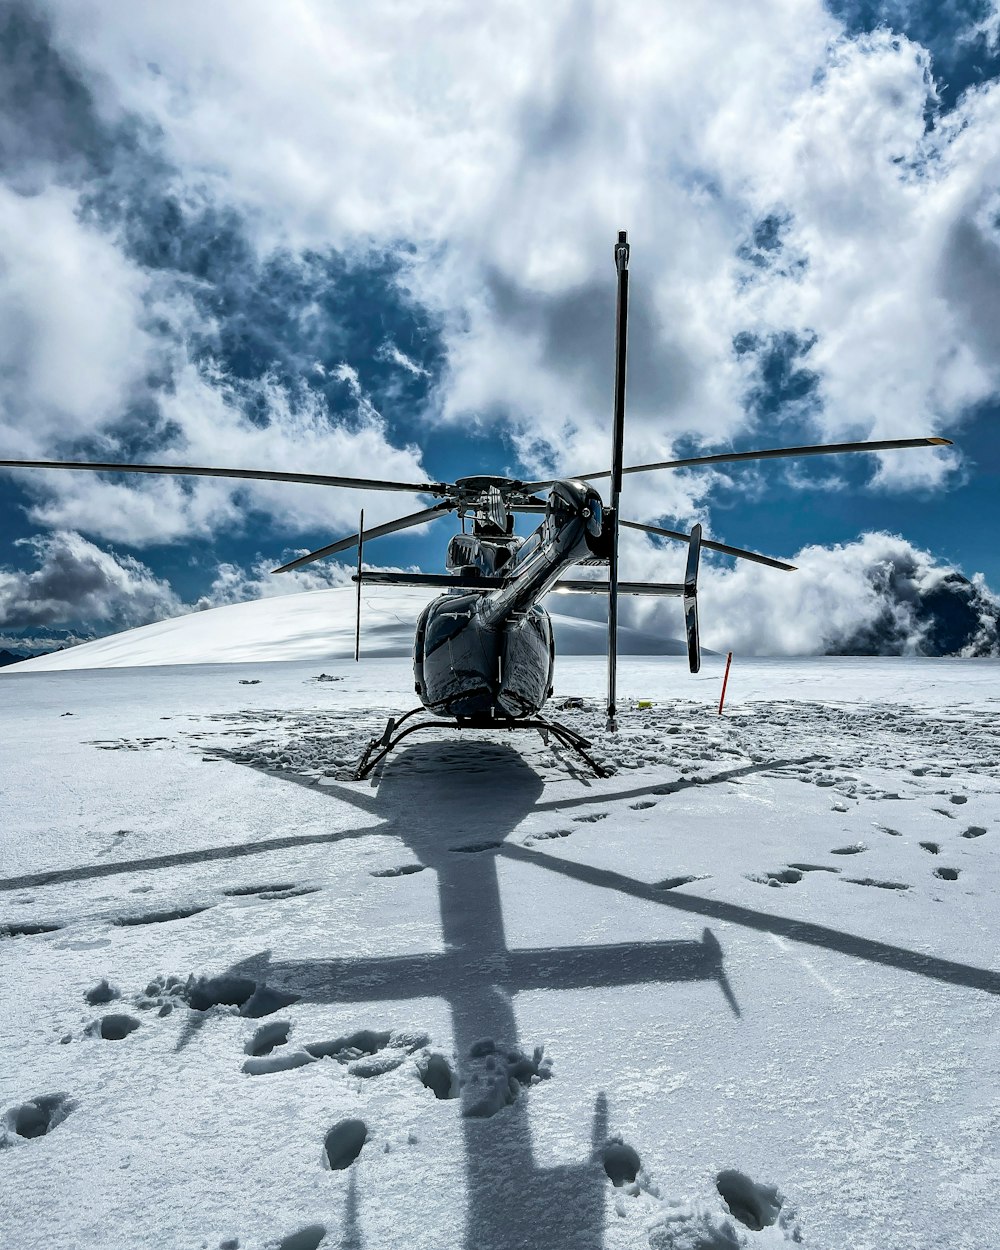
[8,585,688,671]
[1,602,998,1249]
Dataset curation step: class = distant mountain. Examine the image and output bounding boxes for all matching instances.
[0,648,37,667]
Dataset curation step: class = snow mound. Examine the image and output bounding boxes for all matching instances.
[7,584,687,672]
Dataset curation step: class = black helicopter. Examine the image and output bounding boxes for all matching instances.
[1,232,951,776]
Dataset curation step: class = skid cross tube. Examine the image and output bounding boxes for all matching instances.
[355,710,610,780]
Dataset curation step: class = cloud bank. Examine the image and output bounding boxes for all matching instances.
[5,3,999,528]
[2,528,996,660]
[693,532,999,656]
[0,531,183,631]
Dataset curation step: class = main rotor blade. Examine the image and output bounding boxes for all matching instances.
[271,501,455,573]
[621,519,796,571]
[521,436,952,490]
[0,458,450,496]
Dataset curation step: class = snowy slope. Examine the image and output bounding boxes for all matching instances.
[1,653,998,1250]
[6,585,688,672]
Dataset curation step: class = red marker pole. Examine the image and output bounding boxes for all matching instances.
[718,651,733,715]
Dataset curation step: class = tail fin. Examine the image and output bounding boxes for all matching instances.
[684,523,702,674]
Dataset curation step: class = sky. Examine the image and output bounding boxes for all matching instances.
[1,0,999,657]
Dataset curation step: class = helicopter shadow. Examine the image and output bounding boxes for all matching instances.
[225,741,739,1250]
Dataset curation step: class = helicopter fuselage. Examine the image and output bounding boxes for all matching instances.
[413,479,607,719]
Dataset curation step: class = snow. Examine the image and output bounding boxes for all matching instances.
[7,585,687,672]
[1,598,999,1249]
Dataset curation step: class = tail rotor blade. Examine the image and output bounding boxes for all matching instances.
[684,523,702,674]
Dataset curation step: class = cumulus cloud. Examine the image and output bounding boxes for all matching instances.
[0,183,156,452]
[0,527,415,642]
[677,532,1000,656]
[0,531,184,628]
[194,555,355,609]
[0,4,441,549]
[21,365,436,545]
[28,0,998,504]
[3,0,1000,641]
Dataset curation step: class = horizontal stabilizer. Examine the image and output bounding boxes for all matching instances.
[552,580,684,596]
[352,571,503,590]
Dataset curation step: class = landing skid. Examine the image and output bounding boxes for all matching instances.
[354,707,610,780]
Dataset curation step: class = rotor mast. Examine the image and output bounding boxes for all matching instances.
[606,230,630,732]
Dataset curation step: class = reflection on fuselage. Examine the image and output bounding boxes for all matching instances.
[413,480,606,719]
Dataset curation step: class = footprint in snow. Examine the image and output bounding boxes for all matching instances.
[573,812,608,823]
[716,1169,784,1232]
[934,867,960,881]
[244,1027,429,1078]
[962,826,987,839]
[1,1093,77,1146]
[245,1021,290,1056]
[84,979,120,1005]
[602,1137,641,1190]
[0,922,62,938]
[115,905,212,927]
[85,1013,141,1040]
[461,1039,552,1118]
[748,868,802,887]
[275,1228,328,1250]
[919,841,941,855]
[417,1052,457,1100]
[138,973,300,1025]
[830,843,867,855]
[629,800,656,810]
[844,878,910,891]
[369,864,425,878]
[324,1119,367,1170]
[522,829,572,847]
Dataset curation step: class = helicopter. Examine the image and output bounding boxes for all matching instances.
[1,231,951,777]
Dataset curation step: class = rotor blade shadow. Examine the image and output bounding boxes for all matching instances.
[533,756,822,815]
[0,825,383,893]
[500,844,1000,997]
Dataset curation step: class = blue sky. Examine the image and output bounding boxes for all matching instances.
[1,0,998,654]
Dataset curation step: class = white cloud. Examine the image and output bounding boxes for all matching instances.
[0,528,409,633]
[0,530,183,628]
[195,555,355,608]
[29,0,996,517]
[630,531,999,656]
[0,183,156,451]
[13,356,436,546]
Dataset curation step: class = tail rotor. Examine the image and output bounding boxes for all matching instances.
[683,523,702,674]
